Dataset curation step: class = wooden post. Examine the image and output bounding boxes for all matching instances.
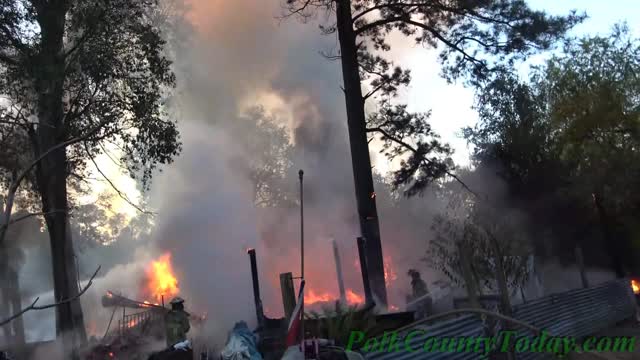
[332,240,347,306]
[280,272,296,321]
[575,246,589,288]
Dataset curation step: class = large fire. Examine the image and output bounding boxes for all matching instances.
[306,290,333,304]
[145,253,180,302]
[353,255,398,287]
[383,256,397,286]
[631,279,640,294]
[305,288,366,306]
[346,289,364,304]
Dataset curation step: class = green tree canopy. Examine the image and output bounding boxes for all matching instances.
[465,25,640,274]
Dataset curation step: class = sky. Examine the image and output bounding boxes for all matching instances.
[393,0,640,169]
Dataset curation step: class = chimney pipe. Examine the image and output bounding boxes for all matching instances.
[332,240,347,305]
[247,248,264,327]
[357,237,374,306]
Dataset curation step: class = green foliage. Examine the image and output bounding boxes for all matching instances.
[236,107,296,208]
[0,0,181,192]
[426,186,532,293]
[465,25,640,269]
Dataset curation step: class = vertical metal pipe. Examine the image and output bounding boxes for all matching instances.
[299,170,304,280]
[247,248,264,327]
[357,237,373,305]
[332,239,347,305]
[298,169,305,349]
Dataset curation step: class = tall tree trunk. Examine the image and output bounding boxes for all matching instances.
[8,268,26,351]
[487,233,515,360]
[593,192,625,278]
[0,249,25,353]
[458,243,481,309]
[335,0,388,308]
[33,2,86,356]
[0,252,10,343]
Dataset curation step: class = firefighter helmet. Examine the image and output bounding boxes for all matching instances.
[170,296,185,305]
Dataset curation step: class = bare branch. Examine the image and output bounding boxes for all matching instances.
[0,119,28,127]
[319,49,341,61]
[0,120,112,247]
[83,141,155,216]
[363,82,385,101]
[10,120,112,195]
[352,2,429,22]
[0,51,18,66]
[355,16,406,36]
[0,266,101,327]
[354,17,485,69]
[8,209,66,225]
[367,126,478,197]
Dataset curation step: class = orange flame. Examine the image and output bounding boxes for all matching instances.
[346,289,364,305]
[145,253,179,302]
[383,256,397,286]
[632,279,640,295]
[306,289,333,305]
[353,256,397,286]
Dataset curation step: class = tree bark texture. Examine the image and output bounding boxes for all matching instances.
[335,0,388,308]
[32,2,87,354]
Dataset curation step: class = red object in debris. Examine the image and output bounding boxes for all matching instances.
[109,352,114,358]
[285,280,305,347]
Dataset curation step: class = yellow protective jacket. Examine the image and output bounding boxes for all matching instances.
[165,309,190,347]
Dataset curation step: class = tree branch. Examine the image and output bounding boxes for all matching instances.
[355,16,406,36]
[0,120,112,247]
[83,141,155,216]
[0,51,18,66]
[367,126,479,197]
[0,266,101,327]
[8,210,66,225]
[354,17,485,68]
[10,120,112,195]
[352,2,429,22]
[363,82,386,101]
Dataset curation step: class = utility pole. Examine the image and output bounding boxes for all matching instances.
[298,169,305,353]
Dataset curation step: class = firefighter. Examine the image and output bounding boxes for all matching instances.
[407,269,432,319]
[165,297,191,348]
[408,269,428,299]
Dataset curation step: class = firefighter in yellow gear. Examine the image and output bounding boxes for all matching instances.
[165,297,190,347]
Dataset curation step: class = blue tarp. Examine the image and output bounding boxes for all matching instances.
[220,321,262,360]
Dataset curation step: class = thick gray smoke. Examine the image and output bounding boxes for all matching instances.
[138,0,435,339]
[5,0,617,354]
